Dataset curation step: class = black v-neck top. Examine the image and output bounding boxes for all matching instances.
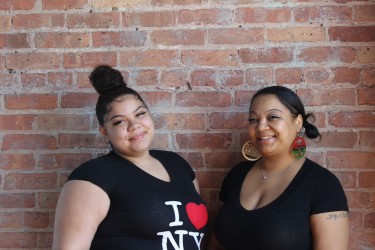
[214,158,348,250]
[68,150,207,250]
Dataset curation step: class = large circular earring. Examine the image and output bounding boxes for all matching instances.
[242,141,261,161]
[291,132,306,159]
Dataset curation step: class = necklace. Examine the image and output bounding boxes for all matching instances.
[259,159,300,180]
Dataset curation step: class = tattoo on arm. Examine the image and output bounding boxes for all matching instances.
[326,212,348,220]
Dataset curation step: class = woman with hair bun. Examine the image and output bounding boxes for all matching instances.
[213,86,348,250]
[53,65,208,250]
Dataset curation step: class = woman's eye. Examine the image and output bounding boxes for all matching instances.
[248,117,258,124]
[268,115,280,120]
[113,120,126,126]
[136,111,147,117]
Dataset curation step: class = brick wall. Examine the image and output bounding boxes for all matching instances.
[0,0,374,249]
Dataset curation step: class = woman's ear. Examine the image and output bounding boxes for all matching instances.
[295,114,303,131]
[99,126,107,136]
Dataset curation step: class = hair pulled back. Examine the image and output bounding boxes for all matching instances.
[89,65,147,126]
[250,86,321,140]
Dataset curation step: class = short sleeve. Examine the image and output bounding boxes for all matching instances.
[67,157,117,195]
[311,169,348,214]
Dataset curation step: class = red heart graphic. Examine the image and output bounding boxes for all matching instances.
[186,202,208,230]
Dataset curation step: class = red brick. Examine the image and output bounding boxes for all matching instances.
[347,191,375,209]
[177,152,204,169]
[42,0,86,9]
[35,114,91,130]
[24,211,49,228]
[63,52,116,68]
[0,232,37,248]
[5,94,58,110]
[208,28,263,44]
[246,68,273,85]
[154,113,206,130]
[302,68,331,84]
[209,112,248,129]
[133,70,158,86]
[239,48,292,64]
[58,133,107,149]
[329,26,375,42]
[13,13,64,29]
[191,70,216,86]
[178,9,231,25]
[359,171,375,188]
[68,12,119,29]
[348,211,363,230]
[152,29,204,46]
[276,68,303,84]
[152,0,202,5]
[6,53,60,70]
[182,49,238,66]
[327,152,374,169]
[0,212,23,228]
[37,192,60,209]
[329,111,375,128]
[0,15,11,32]
[140,91,173,107]
[91,0,151,8]
[0,73,16,88]
[298,47,355,63]
[358,88,375,105]
[235,7,291,23]
[4,173,57,190]
[0,193,35,208]
[20,73,46,87]
[0,154,35,170]
[358,47,375,63]
[0,34,5,48]
[176,91,231,107]
[35,32,90,48]
[60,93,97,109]
[359,131,375,148]
[309,131,357,148]
[295,6,352,22]
[176,133,233,149]
[120,50,178,67]
[364,212,375,229]
[297,88,355,105]
[205,152,243,169]
[332,171,356,188]
[4,33,30,48]
[0,115,34,130]
[77,71,91,89]
[195,171,227,189]
[3,134,57,150]
[160,69,189,87]
[234,90,256,107]
[0,0,35,10]
[268,27,325,42]
[362,67,375,86]
[332,67,360,84]
[123,11,176,27]
[38,153,92,170]
[92,31,147,47]
[355,5,375,22]
[47,72,74,88]
[38,232,53,248]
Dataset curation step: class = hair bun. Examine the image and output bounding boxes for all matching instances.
[89,65,127,94]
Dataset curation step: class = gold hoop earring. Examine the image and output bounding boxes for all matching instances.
[242,141,261,161]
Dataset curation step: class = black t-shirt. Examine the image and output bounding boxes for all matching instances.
[214,158,348,250]
[68,150,208,250]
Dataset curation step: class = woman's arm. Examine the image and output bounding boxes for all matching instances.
[52,180,110,250]
[310,211,349,250]
[193,177,201,194]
